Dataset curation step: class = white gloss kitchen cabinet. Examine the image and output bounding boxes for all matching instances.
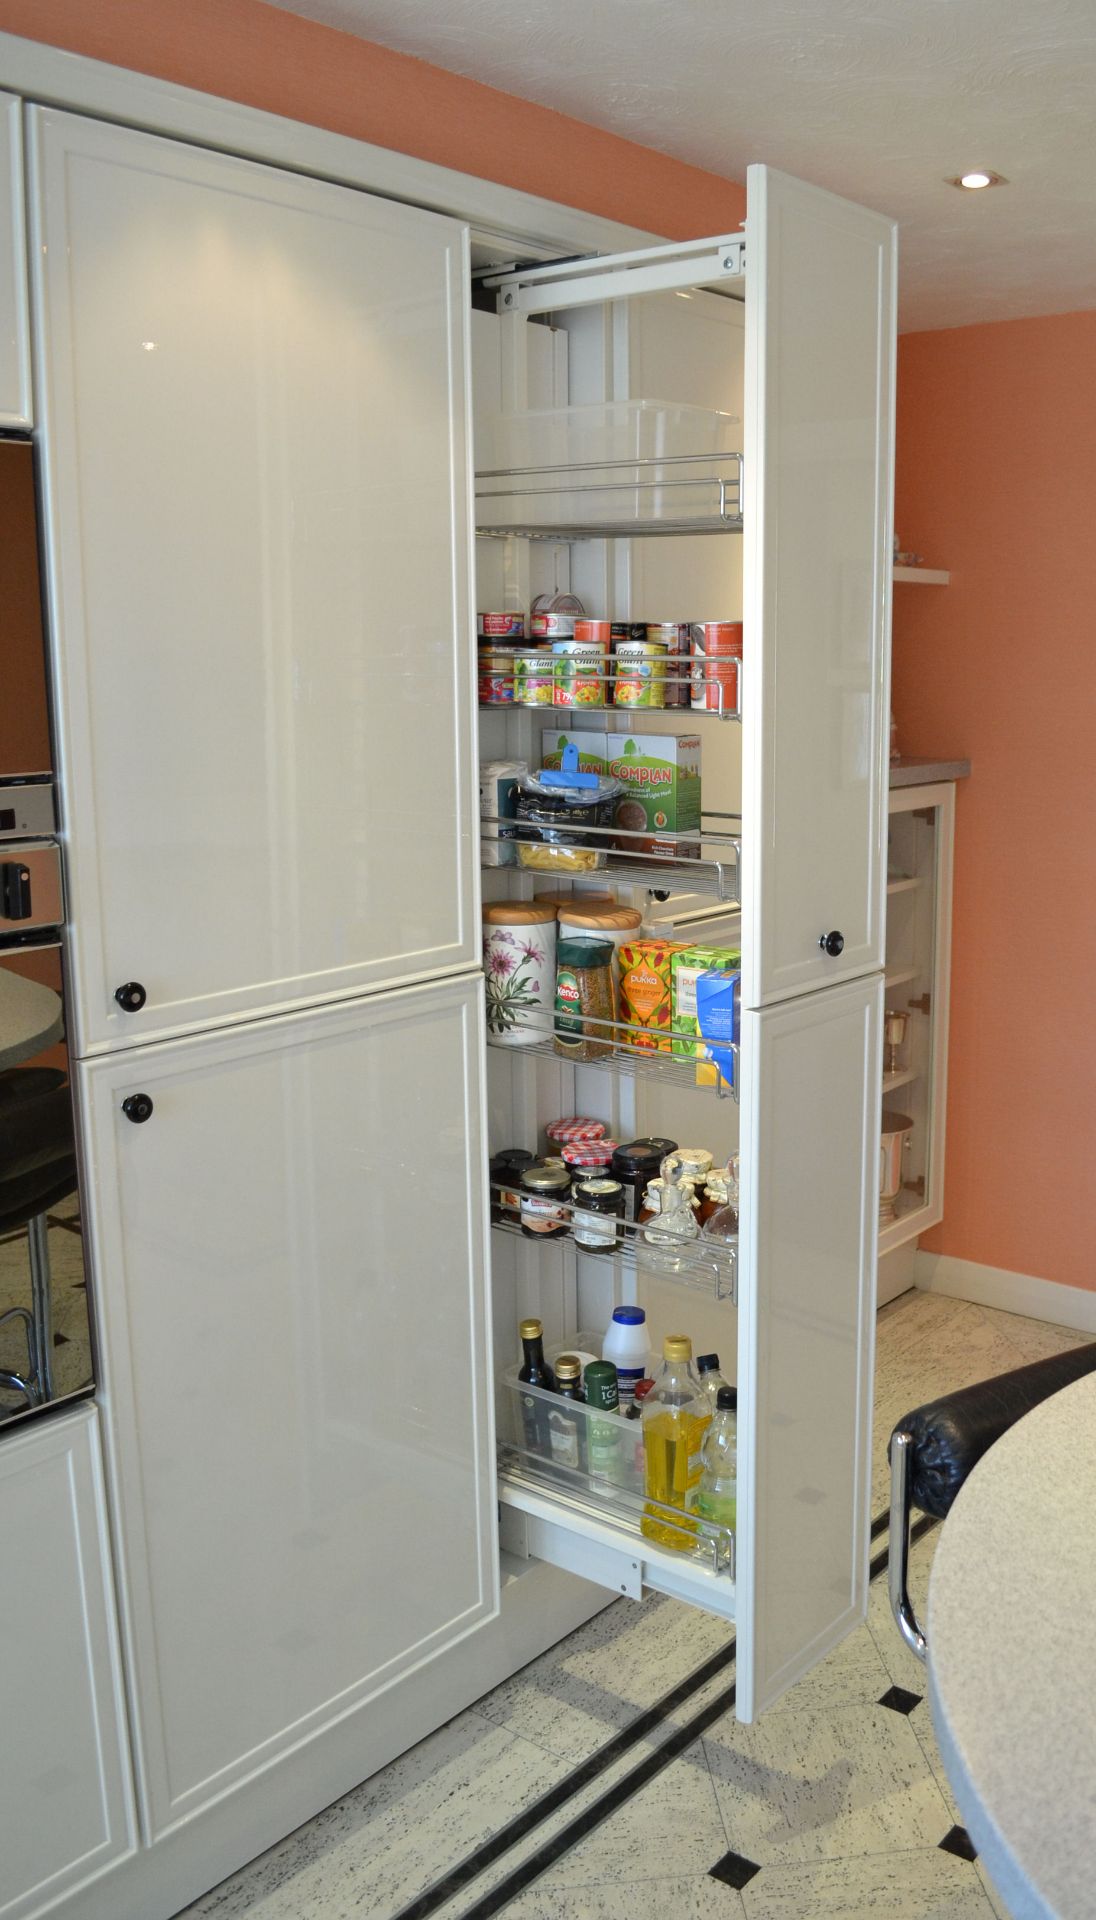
[31,108,478,1056]
[0,1407,134,1919]
[76,977,495,1840]
[14,73,894,1920]
[0,90,30,426]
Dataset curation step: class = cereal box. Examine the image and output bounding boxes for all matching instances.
[618,938,688,1052]
[670,944,743,1057]
[604,734,701,858]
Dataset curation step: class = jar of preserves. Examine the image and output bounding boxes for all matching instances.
[519,1162,571,1238]
[571,1176,624,1253]
[610,1137,679,1223]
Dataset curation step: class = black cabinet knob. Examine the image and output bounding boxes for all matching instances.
[122,1093,153,1124]
[819,930,845,957]
[1,861,32,920]
[115,981,147,1013]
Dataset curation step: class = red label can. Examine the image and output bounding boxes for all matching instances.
[690,622,742,715]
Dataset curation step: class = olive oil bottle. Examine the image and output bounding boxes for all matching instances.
[640,1334,711,1551]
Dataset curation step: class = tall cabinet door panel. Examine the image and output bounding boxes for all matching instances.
[0,1407,135,1918]
[78,977,496,1837]
[735,973,881,1720]
[30,107,476,1054]
[742,165,895,1008]
[0,93,30,427]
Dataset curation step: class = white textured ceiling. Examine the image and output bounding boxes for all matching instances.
[264,0,1096,331]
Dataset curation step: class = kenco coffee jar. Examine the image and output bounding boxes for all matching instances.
[556,901,642,990]
[482,901,556,1045]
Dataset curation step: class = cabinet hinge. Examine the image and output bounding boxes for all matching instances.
[907,992,931,1015]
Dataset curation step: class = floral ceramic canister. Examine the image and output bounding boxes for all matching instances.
[482,902,557,1045]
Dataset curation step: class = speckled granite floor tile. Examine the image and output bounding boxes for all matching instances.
[871,1301,1032,1510]
[175,1709,571,1920]
[909,1700,967,1829]
[756,1621,892,1719]
[496,1873,744,1918]
[475,1590,733,1761]
[738,1846,997,1918]
[975,1305,1089,1366]
[702,1700,952,1865]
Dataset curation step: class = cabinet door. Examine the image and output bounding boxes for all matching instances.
[735,972,881,1718]
[0,1406,135,1918]
[78,977,496,1837]
[0,93,30,428]
[742,166,895,1008]
[30,107,476,1054]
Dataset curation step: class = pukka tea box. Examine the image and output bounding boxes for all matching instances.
[540,728,608,777]
[604,733,701,858]
[670,943,743,1057]
[617,938,688,1052]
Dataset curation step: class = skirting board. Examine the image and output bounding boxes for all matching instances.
[915,1252,1096,1336]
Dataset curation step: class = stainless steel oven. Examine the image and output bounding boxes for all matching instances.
[0,438,93,1430]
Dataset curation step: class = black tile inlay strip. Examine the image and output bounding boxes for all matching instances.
[869,1512,937,1583]
[389,1635,736,1920]
[453,1678,739,1920]
[939,1823,978,1862]
[870,1508,890,1540]
[397,1505,922,1920]
[878,1684,922,1716]
[709,1846,762,1889]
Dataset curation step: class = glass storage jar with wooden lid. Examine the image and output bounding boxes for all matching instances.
[556,901,642,990]
[482,900,557,1046]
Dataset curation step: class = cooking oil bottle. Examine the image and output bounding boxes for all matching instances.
[640,1334,711,1551]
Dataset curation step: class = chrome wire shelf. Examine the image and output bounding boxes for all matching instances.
[479,657,742,722]
[498,1370,735,1576]
[491,1195,737,1300]
[485,1006,739,1101]
[481,813,742,903]
[476,450,744,541]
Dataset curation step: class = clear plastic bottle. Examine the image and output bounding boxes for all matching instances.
[696,1351,730,1412]
[695,1386,737,1547]
[640,1334,711,1550]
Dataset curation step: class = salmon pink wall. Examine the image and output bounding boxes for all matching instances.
[894,313,1096,1292]
[0,0,746,237]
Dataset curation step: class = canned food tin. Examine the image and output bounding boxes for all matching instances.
[573,619,612,648]
[613,639,667,709]
[478,645,517,706]
[552,640,606,708]
[478,611,525,639]
[646,623,691,708]
[530,611,576,640]
[690,621,743,714]
[512,646,555,706]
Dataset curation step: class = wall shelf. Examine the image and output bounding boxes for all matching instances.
[886,876,922,897]
[893,567,949,585]
[882,1067,919,1096]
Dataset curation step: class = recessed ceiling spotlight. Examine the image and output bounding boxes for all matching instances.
[948,170,1008,190]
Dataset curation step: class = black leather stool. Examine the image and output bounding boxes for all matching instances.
[0,1067,78,1407]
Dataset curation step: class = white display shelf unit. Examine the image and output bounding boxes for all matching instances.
[879,782,956,1260]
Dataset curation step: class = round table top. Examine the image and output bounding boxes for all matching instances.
[928,1371,1096,1920]
[0,968,64,1070]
